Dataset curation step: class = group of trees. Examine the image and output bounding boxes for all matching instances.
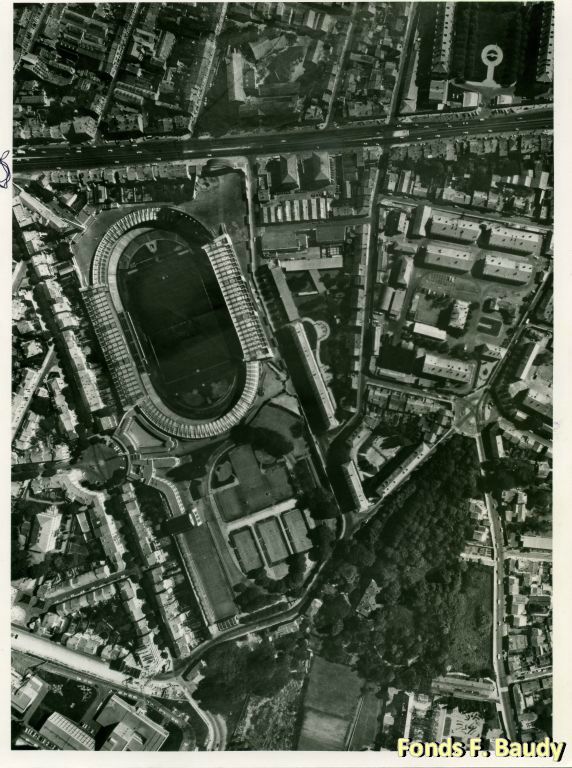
[235,552,308,611]
[483,457,537,492]
[450,3,479,82]
[134,483,170,523]
[313,435,483,691]
[450,3,531,87]
[194,636,307,715]
[374,418,423,449]
[230,425,293,458]
[308,524,336,562]
[301,486,339,521]
[526,486,551,513]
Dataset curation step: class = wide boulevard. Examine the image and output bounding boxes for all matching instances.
[16,110,553,172]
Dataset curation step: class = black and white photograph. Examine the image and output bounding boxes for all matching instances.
[7,1,568,764]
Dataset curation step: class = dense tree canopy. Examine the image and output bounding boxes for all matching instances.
[230,425,293,458]
[194,638,302,714]
[303,486,339,520]
[315,435,485,690]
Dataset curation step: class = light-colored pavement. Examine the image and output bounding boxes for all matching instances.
[503,549,552,562]
[12,260,27,295]
[324,5,357,128]
[475,435,518,740]
[11,626,180,700]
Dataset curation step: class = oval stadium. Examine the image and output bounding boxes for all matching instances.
[83,207,272,440]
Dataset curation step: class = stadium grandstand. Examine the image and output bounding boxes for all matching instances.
[202,234,273,362]
[174,524,239,631]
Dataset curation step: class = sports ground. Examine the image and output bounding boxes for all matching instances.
[118,230,243,420]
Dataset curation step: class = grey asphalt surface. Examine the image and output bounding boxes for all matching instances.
[15,112,552,172]
[476,434,518,740]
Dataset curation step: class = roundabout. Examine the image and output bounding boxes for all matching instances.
[74,438,128,489]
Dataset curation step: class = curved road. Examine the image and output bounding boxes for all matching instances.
[181,686,225,751]
[12,625,228,750]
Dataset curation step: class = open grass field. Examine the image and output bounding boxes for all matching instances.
[216,445,293,522]
[250,403,307,457]
[447,564,494,677]
[297,656,363,751]
[349,690,382,751]
[120,233,243,419]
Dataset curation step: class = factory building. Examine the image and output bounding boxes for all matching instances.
[410,204,432,237]
[449,299,471,331]
[395,255,413,287]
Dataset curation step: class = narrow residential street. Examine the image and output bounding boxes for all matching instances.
[475,434,518,740]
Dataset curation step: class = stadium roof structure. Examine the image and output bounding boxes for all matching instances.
[203,234,273,363]
[175,524,238,626]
